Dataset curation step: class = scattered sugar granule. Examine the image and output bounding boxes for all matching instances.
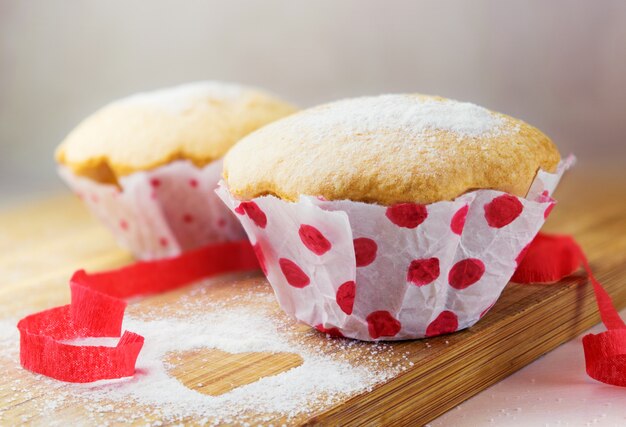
[0,299,408,425]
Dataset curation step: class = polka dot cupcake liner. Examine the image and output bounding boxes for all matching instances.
[217,156,575,341]
[60,160,246,260]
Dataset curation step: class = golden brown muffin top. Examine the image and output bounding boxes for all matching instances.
[56,82,297,184]
[224,94,560,205]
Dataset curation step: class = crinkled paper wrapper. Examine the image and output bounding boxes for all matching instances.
[217,156,575,341]
[60,160,245,260]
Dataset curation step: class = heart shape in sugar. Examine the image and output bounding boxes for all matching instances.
[166,348,304,396]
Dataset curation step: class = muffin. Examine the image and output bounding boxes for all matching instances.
[56,82,296,259]
[218,94,572,341]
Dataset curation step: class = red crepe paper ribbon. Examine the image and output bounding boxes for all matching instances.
[513,232,626,387]
[17,241,259,383]
[17,231,626,387]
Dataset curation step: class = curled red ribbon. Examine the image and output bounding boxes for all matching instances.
[513,232,626,387]
[18,232,625,387]
[17,241,259,383]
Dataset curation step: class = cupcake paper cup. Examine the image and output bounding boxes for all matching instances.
[217,156,574,341]
[61,159,245,260]
[55,82,297,259]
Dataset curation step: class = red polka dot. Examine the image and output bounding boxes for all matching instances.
[366,311,402,339]
[515,242,531,267]
[480,301,497,319]
[425,310,458,337]
[544,203,555,219]
[537,191,555,219]
[484,194,523,228]
[336,281,356,315]
[217,218,227,228]
[353,238,377,267]
[159,237,169,247]
[385,203,428,229]
[407,258,440,286]
[189,178,198,188]
[119,219,128,230]
[315,324,345,338]
[182,213,194,223]
[451,205,469,235]
[235,201,267,228]
[299,224,332,255]
[448,258,485,289]
[279,258,310,288]
[150,178,161,188]
[253,243,267,276]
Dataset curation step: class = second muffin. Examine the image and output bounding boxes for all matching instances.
[56,81,296,259]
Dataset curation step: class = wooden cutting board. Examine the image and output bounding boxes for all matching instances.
[1,170,625,426]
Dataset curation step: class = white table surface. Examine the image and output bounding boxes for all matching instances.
[430,308,626,427]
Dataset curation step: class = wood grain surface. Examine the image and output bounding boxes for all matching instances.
[0,170,625,426]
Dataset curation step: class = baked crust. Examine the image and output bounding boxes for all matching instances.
[56,82,297,183]
[224,94,560,205]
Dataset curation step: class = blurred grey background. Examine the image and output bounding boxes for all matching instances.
[1,0,625,203]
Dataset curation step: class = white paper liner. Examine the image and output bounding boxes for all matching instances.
[217,155,575,341]
[60,160,245,260]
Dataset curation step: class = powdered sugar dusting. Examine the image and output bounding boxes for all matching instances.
[76,311,388,422]
[298,95,511,139]
[0,276,410,425]
[114,81,249,113]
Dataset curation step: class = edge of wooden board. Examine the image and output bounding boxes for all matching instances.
[307,263,626,426]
